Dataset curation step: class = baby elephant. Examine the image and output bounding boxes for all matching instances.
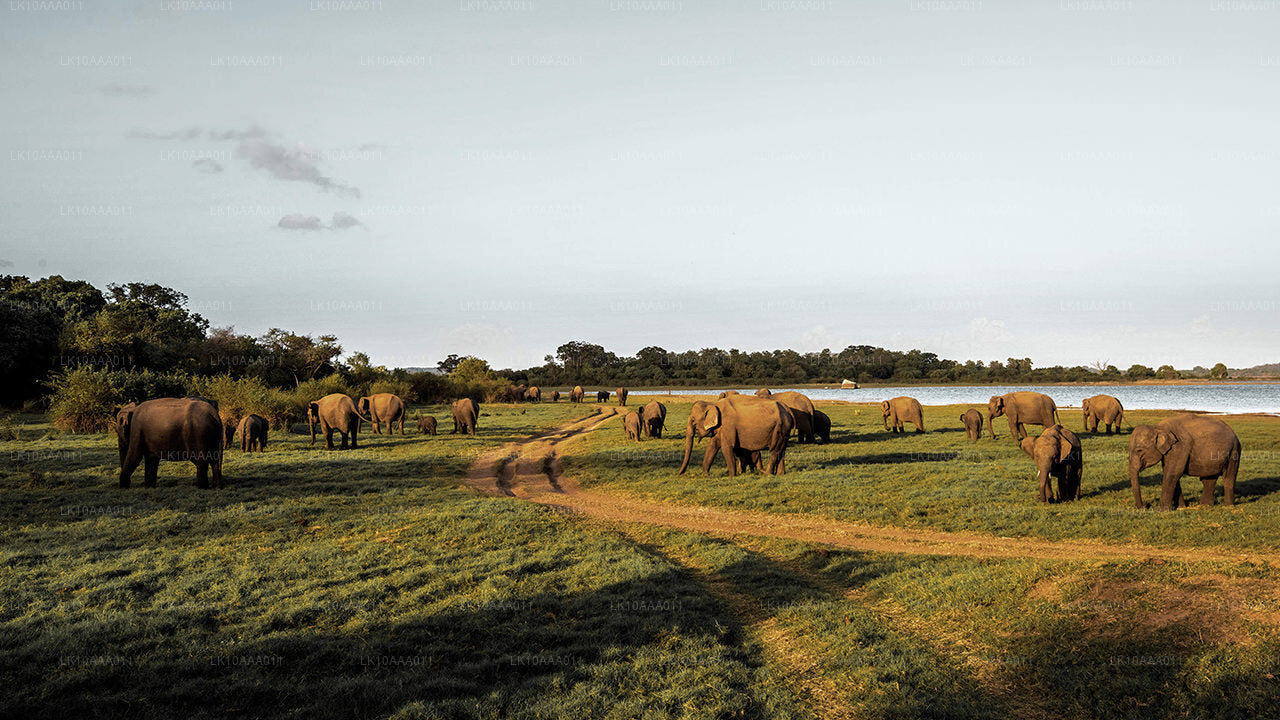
[1019,425,1082,503]
[882,397,924,434]
[623,410,642,441]
[417,416,438,436]
[237,414,269,453]
[597,390,610,403]
[960,409,983,442]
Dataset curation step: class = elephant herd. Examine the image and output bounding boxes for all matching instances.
[110,387,1245,511]
[673,389,1243,512]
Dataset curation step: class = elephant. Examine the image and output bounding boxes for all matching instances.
[616,387,629,406]
[236,414,268,453]
[1128,415,1241,510]
[417,416,438,435]
[525,386,541,403]
[309,394,371,449]
[813,409,831,443]
[623,410,642,441]
[882,397,924,434]
[1018,425,1082,503]
[754,389,771,397]
[116,397,224,489]
[551,390,561,402]
[766,391,816,443]
[452,398,480,435]
[717,390,740,399]
[1082,395,1124,434]
[960,409,983,442]
[597,390,610,403]
[358,393,406,435]
[989,392,1058,442]
[570,386,585,403]
[679,394,793,476]
[640,400,667,438]
[508,384,528,403]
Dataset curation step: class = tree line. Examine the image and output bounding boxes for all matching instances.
[0,275,1244,421]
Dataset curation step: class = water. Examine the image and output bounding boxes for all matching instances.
[633,384,1280,414]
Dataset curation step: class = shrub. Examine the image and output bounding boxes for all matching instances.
[47,366,124,432]
[406,372,452,404]
[289,373,354,417]
[190,374,293,429]
[368,379,412,400]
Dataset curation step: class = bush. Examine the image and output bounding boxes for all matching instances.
[289,373,354,417]
[368,379,412,400]
[406,372,452,404]
[47,367,196,432]
[190,375,293,429]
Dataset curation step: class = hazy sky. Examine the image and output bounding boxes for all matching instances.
[3,0,1277,370]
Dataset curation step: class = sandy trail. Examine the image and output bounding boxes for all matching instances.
[465,409,1272,565]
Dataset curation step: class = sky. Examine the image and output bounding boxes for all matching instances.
[2,0,1277,371]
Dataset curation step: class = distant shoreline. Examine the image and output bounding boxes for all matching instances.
[611,379,1280,391]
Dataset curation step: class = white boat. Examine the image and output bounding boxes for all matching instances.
[840,379,859,389]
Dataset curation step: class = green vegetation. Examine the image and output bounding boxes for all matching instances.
[566,400,1280,551]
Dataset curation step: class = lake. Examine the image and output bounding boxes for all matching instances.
[632,384,1280,414]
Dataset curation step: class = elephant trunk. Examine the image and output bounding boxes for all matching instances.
[678,419,696,475]
[309,414,317,445]
[988,413,997,439]
[1129,455,1146,509]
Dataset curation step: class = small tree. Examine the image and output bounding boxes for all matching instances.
[1126,364,1156,380]
[1155,365,1181,380]
[1210,363,1230,379]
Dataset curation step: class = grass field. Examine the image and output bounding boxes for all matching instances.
[3,398,1279,719]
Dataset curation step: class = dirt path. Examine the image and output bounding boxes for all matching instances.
[466,410,1273,565]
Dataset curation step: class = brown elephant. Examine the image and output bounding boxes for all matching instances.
[882,397,924,433]
[597,390,610,403]
[754,389,771,397]
[640,400,667,438]
[358,393,406,435]
[717,390,740,399]
[508,384,527,403]
[236,414,268,453]
[813,409,831,443]
[989,392,1058,442]
[525,386,541,403]
[452,398,480,435]
[116,397,224,489]
[570,386,585,403]
[679,395,793,476]
[551,390,561,402]
[309,394,371,449]
[1128,415,1241,510]
[616,387,628,406]
[623,410,642,441]
[770,391,817,443]
[1082,395,1124,434]
[1019,425,1082,503]
[417,416,438,435]
[960,409,983,442]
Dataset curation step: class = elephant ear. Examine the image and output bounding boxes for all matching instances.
[881,401,890,412]
[1155,429,1178,456]
[702,406,722,434]
[115,404,136,436]
[1018,437,1035,457]
[1058,434,1075,462]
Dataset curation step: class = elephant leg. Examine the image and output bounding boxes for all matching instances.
[1199,475,1218,507]
[325,427,335,450]
[195,460,209,489]
[700,441,719,475]
[350,427,359,449]
[144,456,160,488]
[212,459,223,489]
[119,451,143,488]
[338,430,349,450]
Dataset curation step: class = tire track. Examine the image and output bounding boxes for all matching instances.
[467,412,1276,566]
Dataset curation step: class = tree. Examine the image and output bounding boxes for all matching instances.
[1126,364,1156,380]
[259,329,343,386]
[1210,363,1230,379]
[1155,365,1181,380]
[62,281,209,372]
[0,296,62,403]
[437,354,463,374]
[450,356,494,384]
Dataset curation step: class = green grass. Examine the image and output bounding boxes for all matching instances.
[0,403,807,720]
[566,401,1280,550]
[4,399,1279,719]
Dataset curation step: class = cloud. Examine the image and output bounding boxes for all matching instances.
[330,211,362,229]
[277,214,324,231]
[0,259,13,268]
[275,212,364,231]
[130,125,362,197]
[102,83,153,97]
[192,158,223,174]
[435,322,518,361]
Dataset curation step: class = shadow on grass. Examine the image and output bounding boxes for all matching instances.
[0,566,793,720]
[814,451,961,468]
